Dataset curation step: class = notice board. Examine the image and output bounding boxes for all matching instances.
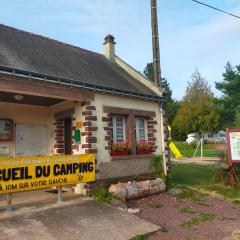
[16,125,47,157]
[226,129,240,164]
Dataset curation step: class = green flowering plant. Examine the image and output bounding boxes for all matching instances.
[136,140,152,152]
[111,141,132,153]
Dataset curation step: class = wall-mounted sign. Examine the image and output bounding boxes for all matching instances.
[0,154,95,194]
[0,119,13,141]
[76,121,83,129]
[74,129,81,143]
[226,129,240,164]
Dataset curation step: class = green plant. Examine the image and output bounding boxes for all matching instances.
[175,188,205,203]
[180,207,196,214]
[181,213,216,228]
[111,141,132,153]
[149,203,162,208]
[91,187,113,203]
[130,230,158,240]
[190,140,198,149]
[218,151,227,162]
[150,155,165,180]
[136,141,151,152]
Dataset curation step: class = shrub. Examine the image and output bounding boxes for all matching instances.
[91,187,113,203]
[150,155,165,180]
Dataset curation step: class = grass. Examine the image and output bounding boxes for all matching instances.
[175,142,220,158]
[180,207,196,214]
[149,203,162,208]
[175,188,206,202]
[181,213,216,228]
[129,230,159,240]
[168,163,240,202]
[168,163,216,187]
[204,184,240,201]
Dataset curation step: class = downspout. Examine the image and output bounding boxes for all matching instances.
[160,105,167,175]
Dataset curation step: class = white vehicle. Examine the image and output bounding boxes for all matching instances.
[186,131,226,145]
[186,133,198,144]
[203,131,226,143]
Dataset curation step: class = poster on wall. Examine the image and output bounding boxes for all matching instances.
[0,145,10,158]
[16,125,46,157]
[0,119,13,141]
[226,129,240,163]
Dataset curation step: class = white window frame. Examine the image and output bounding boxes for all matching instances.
[110,115,126,142]
[135,118,147,142]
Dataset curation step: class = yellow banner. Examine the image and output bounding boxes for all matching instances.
[0,154,95,194]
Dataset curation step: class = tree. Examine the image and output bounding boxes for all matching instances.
[234,110,240,128]
[143,62,179,125]
[143,63,154,82]
[215,62,240,128]
[173,70,219,139]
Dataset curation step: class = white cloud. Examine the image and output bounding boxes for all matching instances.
[2,0,240,100]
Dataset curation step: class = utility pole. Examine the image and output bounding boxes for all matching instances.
[151,0,161,88]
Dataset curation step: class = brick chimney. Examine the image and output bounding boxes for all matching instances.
[103,34,116,61]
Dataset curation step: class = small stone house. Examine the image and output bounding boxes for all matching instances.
[0,24,168,193]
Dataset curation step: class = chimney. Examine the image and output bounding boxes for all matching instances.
[103,34,116,61]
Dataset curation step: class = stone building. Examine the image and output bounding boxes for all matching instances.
[0,24,168,193]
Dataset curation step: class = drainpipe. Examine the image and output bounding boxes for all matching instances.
[160,106,167,175]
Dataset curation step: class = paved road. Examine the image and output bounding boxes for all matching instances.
[171,157,219,165]
[0,191,159,240]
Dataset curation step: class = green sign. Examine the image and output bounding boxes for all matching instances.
[74,129,81,143]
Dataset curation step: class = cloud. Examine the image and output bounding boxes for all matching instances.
[1,0,240,100]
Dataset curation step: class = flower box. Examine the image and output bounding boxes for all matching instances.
[137,149,152,155]
[111,141,132,156]
[136,141,152,155]
[111,151,129,156]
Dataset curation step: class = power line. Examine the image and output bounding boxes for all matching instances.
[192,0,240,19]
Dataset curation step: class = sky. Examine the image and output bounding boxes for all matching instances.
[0,0,240,99]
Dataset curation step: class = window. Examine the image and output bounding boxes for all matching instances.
[135,118,147,142]
[110,115,126,142]
[207,133,213,138]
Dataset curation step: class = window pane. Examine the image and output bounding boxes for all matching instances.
[139,129,145,141]
[116,117,123,128]
[135,118,146,142]
[138,119,145,129]
[116,128,124,141]
[110,115,125,142]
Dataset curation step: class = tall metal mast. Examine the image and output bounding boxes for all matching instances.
[151,0,161,88]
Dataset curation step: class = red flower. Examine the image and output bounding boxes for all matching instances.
[111,141,132,153]
[136,140,152,151]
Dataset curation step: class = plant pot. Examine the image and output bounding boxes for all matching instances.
[111,151,129,156]
[137,149,151,155]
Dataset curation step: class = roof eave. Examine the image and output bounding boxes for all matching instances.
[0,65,165,102]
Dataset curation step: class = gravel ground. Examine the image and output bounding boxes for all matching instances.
[128,192,240,240]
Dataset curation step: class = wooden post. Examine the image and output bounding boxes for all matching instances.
[6,193,12,212]
[151,0,161,88]
[57,186,63,204]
